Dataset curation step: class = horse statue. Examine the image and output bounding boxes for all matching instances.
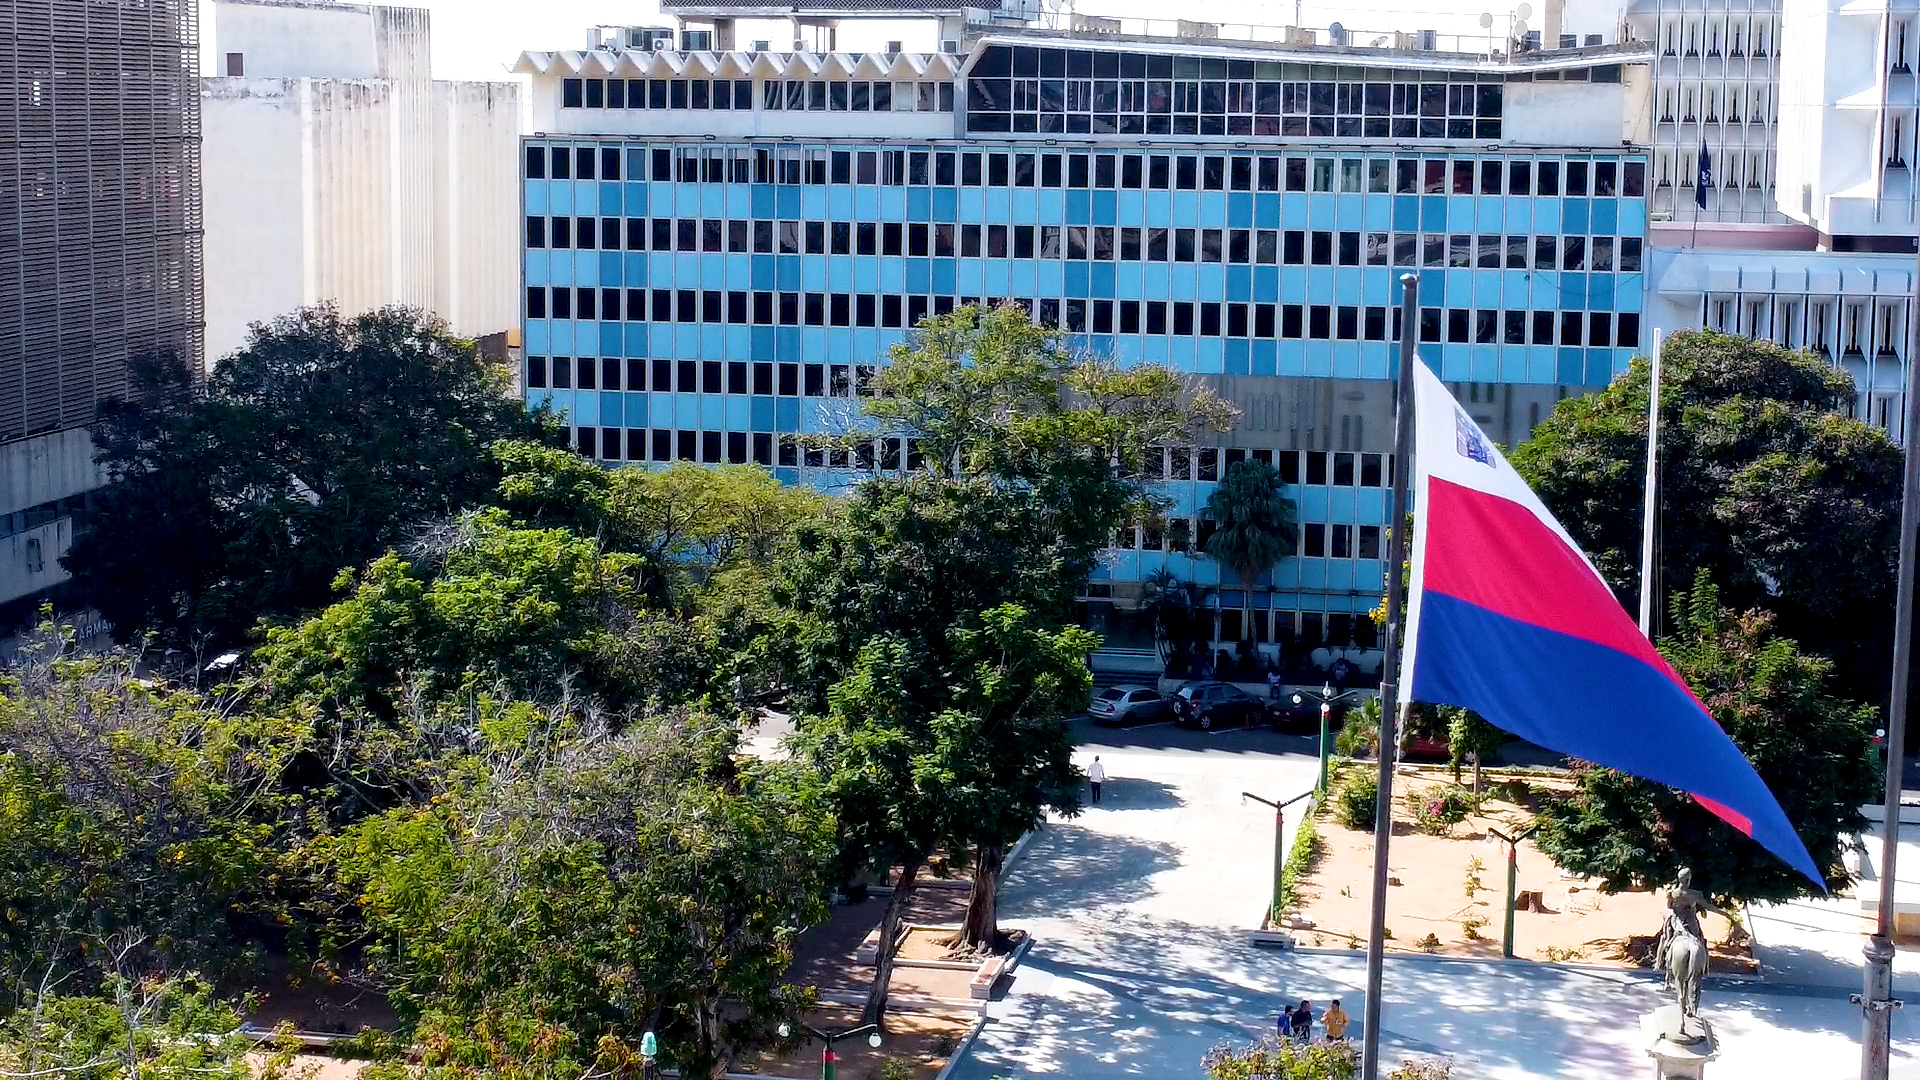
[1652,867,1718,1044]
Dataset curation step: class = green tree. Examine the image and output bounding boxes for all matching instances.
[0,623,301,993]
[0,974,269,1080]
[66,306,555,647]
[1202,459,1299,585]
[1533,570,1879,902]
[1443,706,1502,792]
[1509,329,1903,703]
[792,605,1093,1023]
[256,510,675,721]
[332,706,831,1080]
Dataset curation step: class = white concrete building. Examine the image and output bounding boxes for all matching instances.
[201,0,522,365]
[1624,0,1920,439]
[1627,0,1788,224]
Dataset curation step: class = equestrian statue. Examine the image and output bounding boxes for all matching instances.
[1652,866,1721,1043]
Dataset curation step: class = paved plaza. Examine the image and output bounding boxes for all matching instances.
[950,722,1920,1079]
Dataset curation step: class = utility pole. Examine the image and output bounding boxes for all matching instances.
[1638,330,1663,637]
[1857,248,1920,1080]
[1360,273,1419,1080]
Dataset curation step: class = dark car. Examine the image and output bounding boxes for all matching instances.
[1087,684,1172,725]
[1265,692,1351,730]
[1171,681,1265,730]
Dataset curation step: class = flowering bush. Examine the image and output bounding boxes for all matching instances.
[1200,1037,1452,1080]
[1406,785,1477,836]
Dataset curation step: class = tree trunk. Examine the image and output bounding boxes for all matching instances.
[1472,752,1483,795]
[960,842,1004,952]
[862,857,922,1029]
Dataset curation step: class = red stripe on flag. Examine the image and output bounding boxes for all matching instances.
[1424,479,1764,837]
[1692,792,1755,836]
[1424,479,1686,692]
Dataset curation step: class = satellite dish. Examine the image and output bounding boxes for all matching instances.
[1513,19,1529,36]
[1329,20,1344,33]
[1480,12,1494,27]
[1515,2,1532,19]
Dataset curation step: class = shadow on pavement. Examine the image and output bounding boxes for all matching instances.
[999,823,1180,920]
[1089,775,1184,811]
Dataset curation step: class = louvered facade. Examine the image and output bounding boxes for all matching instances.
[1,0,202,609]
[0,0,203,445]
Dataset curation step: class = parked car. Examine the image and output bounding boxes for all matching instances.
[1087,684,1171,725]
[1265,692,1352,731]
[1171,681,1265,730]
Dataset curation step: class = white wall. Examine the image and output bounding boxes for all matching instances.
[434,81,523,338]
[202,79,310,362]
[203,1,522,364]
[214,0,384,78]
[0,428,101,607]
[1503,74,1645,146]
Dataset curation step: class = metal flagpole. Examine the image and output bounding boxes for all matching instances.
[1638,330,1664,637]
[1361,273,1420,1080]
[1859,248,1920,1080]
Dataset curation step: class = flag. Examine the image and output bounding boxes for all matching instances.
[1696,141,1712,209]
[1400,359,1821,886]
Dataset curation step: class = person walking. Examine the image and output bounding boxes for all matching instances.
[1088,756,1106,804]
[1292,999,1313,1043]
[1323,999,1349,1041]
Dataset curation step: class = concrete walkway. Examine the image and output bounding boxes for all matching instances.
[952,726,1920,1079]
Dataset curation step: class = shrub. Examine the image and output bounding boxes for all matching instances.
[1415,932,1442,952]
[1406,785,1476,836]
[1334,771,1379,831]
[879,1060,913,1080]
[1200,1038,1451,1080]
[1487,779,1534,807]
[1201,1037,1358,1080]
[1278,815,1322,910]
[1335,696,1381,758]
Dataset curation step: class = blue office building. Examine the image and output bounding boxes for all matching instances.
[514,11,1653,665]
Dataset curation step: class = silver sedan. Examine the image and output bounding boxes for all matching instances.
[1087,684,1172,725]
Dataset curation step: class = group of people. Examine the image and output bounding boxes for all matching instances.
[1277,997,1349,1043]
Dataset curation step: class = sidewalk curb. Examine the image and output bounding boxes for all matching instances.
[931,1015,989,1080]
[1281,946,1765,988]
[1002,827,1039,878]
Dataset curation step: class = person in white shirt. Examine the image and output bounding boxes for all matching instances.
[1088,756,1106,803]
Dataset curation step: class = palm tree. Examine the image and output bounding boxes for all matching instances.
[1137,568,1212,673]
[1202,459,1300,586]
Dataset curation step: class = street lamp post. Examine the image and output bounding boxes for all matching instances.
[778,1021,883,1080]
[640,1031,660,1080]
[1243,788,1316,928]
[1292,681,1365,795]
[1486,825,1539,960]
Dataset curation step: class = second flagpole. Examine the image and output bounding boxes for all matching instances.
[1360,272,1421,1080]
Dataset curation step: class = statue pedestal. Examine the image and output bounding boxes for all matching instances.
[1640,1006,1719,1079]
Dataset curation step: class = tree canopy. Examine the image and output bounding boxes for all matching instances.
[65,306,555,648]
[1202,459,1300,585]
[1533,570,1879,902]
[1509,329,1903,703]
[332,707,831,1079]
